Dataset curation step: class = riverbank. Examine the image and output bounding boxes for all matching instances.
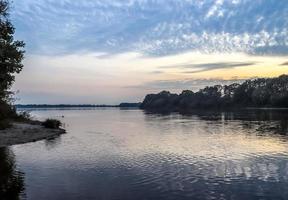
[0,122,65,147]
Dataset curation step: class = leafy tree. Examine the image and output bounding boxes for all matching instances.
[0,0,24,123]
[0,0,25,101]
[141,75,288,112]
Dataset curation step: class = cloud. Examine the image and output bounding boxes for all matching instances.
[149,70,164,74]
[183,62,255,69]
[182,62,255,73]
[137,30,288,57]
[11,0,288,56]
[281,62,288,66]
[13,50,288,104]
[159,61,255,73]
[128,78,246,91]
[205,0,224,19]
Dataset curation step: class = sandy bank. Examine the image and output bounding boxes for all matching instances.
[0,123,65,147]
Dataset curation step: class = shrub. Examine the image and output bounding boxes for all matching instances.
[0,101,15,120]
[13,111,31,122]
[0,120,11,130]
[42,119,61,129]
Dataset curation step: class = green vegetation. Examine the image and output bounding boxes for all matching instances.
[42,119,62,129]
[140,75,288,112]
[0,0,25,128]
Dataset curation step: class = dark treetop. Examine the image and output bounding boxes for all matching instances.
[140,75,288,113]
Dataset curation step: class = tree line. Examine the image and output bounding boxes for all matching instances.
[140,75,288,112]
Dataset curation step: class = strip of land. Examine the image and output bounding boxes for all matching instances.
[0,123,65,147]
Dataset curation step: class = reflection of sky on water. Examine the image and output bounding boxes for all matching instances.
[7,108,288,199]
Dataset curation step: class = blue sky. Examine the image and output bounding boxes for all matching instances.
[11,0,288,104]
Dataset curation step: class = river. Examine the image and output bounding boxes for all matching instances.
[1,108,288,200]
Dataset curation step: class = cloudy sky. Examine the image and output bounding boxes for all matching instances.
[11,0,288,104]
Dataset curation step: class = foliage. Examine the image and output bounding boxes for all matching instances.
[140,75,288,112]
[42,119,62,129]
[0,119,10,130]
[12,111,31,123]
[0,100,16,129]
[0,100,14,119]
[0,0,25,100]
[0,0,25,127]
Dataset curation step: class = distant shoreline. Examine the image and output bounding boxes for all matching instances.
[16,104,118,108]
[15,103,141,109]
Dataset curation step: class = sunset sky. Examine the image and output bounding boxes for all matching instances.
[11,0,288,104]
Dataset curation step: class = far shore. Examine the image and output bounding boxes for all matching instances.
[0,123,65,147]
[15,102,141,109]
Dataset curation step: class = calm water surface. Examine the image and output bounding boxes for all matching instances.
[1,108,288,200]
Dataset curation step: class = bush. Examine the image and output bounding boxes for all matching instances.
[42,119,61,129]
[0,101,15,120]
[0,120,11,130]
[13,111,31,122]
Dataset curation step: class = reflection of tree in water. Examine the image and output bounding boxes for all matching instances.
[44,135,62,150]
[147,110,288,135]
[235,110,288,135]
[0,147,25,200]
[188,110,288,135]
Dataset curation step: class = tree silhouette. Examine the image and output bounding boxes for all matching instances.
[0,0,25,122]
[141,75,288,112]
[0,0,25,101]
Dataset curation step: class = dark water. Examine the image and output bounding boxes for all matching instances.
[1,108,288,200]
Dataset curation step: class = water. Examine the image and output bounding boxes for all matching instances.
[1,108,288,200]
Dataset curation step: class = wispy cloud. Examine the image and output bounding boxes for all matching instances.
[149,70,164,74]
[11,0,288,56]
[128,78,247,91]
[280,62,288,66]
[159,61,255,73]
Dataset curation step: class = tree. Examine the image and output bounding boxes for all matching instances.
[0,0,25,101]
[140,75,288,112]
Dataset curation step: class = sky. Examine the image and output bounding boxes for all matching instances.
[11,0,288,104]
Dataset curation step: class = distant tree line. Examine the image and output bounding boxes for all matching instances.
[140,75,288,112]
[16,103,141,108]
[16,104,118,108]
[118,102,141,108]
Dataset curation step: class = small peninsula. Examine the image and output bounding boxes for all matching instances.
[0,122,65,147]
